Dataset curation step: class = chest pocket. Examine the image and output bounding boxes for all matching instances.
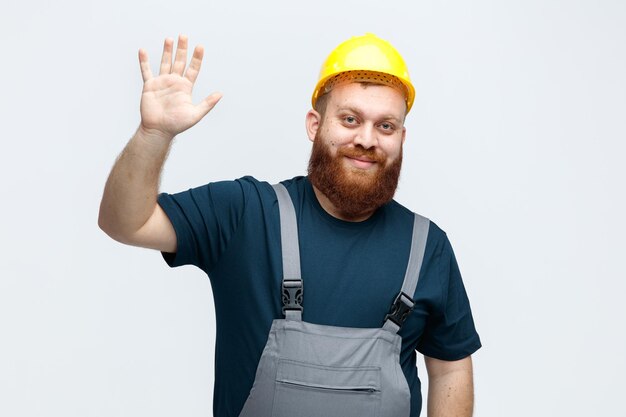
[272,359,381,417]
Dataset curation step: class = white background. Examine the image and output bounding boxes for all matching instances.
[1,0,625,416]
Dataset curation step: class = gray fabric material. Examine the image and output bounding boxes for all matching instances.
[274,183,304,322]
[382,213,430,334]
[401,213,430,298]
[272,184,302,282]
[238,320,410,417]
[382,317,401,333]
[285,310,302,321]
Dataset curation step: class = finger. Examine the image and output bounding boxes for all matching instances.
[138,48,153,82]
[184,45,204,85]
[194,92,223,121]
[171,34,188,76]
[159,37,174,75]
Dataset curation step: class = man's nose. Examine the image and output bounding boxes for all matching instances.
[353,124,377,149]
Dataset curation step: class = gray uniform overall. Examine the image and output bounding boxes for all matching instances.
[238,184,430,417]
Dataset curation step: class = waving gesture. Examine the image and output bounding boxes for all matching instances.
[138,35,222,140]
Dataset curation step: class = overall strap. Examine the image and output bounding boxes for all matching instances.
[382,213,430,334]
[272,183,303,321]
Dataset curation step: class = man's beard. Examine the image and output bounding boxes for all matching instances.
[307,132,402,219]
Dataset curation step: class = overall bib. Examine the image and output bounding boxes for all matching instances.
[238,184,430,417]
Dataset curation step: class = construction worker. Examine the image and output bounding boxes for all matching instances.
[98,33,481,417]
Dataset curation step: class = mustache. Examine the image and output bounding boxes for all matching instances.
[337,146,386,164]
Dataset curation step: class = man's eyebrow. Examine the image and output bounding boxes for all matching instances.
[380,115,404,124]
[336,105,363,116]
[336,106,403,124]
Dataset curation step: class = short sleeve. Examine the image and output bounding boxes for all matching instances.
[157,179,247,273]
[416,235,481,360]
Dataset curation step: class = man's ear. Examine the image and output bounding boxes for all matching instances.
[305,109,321,143]
[401,126,406,144]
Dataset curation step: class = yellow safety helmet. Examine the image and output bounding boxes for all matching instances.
[312,33,415,113]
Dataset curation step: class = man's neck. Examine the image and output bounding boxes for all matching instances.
[310,184,376,222]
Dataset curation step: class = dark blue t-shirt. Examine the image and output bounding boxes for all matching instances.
[158,176,481,417]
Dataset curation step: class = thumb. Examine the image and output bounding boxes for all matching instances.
[194,92,223,121]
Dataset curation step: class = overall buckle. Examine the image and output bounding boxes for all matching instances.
[384,292,414,327]
[282,279,303,315]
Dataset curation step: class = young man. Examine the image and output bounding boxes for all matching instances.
[99,33,481,417]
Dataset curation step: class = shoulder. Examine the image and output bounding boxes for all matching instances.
[208,175,306,216]
[276,175,308,197]
[234,175,306,197]
[427,220,450,256]
[157,176,283,222]
[384,199,449,252]
[206,176,286,206]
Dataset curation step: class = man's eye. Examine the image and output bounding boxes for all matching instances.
[344,116,357,124]
[380,122,394,131]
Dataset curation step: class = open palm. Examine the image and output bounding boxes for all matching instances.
[138,35,221,139]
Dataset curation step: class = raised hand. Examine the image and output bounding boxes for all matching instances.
[138,35,222,140]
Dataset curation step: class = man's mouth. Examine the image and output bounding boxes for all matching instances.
[345,155,377,169]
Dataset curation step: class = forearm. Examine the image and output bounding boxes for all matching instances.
[427,362,474,417]
[98,126,173,241]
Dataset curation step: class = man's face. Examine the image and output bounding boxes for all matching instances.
[307,82,407,219]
